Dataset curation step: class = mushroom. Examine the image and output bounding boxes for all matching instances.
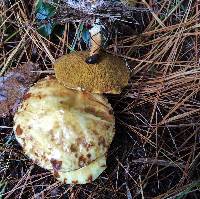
[54,51,130,94]
[13,77,115,184]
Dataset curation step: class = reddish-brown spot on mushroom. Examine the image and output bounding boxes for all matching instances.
[59,100,66,105]
[87,153,91,159]
[54,171,60,178]
[50,159,62,171]
[23,93,32,100]
[84,106,113,122]
[85,143,94,151]
[16,125,23,135]
[75,153,78,158]
[84,107,107,121]
[76,138,93,151]
[76,137,83,145]
[72,180,78,184]
[109,109,113,115]
[22,103,28,110]
[92,129,98,135]
[42,154,48,162]
[87,175,93,183]
[34,152,39,157]
[98,136,106,148]
[103,124,111,130]
[70,144,78,152]
[78,155,87,167]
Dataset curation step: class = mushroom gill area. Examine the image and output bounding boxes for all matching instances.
[13,77,115,184]
[54,51,130,94]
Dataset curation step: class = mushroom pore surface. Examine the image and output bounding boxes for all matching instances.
[14,77,115,184]
[54,51,130,94]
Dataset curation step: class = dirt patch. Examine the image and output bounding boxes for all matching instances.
[0,62,40,117]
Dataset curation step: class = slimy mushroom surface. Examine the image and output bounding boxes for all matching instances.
[14,77,115,184]
[54,51,130,94]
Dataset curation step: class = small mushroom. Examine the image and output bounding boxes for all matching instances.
[13,77,115,184]
[54,51,130,94]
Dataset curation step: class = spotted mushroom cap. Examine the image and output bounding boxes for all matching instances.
[53,51,130,94]
[13,77,115,184]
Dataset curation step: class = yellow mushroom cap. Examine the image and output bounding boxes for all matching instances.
[54,51,130,94]
[13,77,115,184]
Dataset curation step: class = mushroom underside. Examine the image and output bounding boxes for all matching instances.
[54,51,130,94]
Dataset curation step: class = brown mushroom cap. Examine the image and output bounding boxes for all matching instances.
[14,77,115,184]
[54,51,130,94]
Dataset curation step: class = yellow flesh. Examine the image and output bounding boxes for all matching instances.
[14,77,115,184]
[57,156,106,184]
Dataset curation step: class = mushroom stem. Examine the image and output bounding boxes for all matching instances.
[90,27,102,57]
[85,19,102,64]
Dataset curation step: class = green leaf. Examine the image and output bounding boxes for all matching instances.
[35,1,56,20]
[43,3,56,18]
[82,28,90,45]
[35,0,43,11]
[38,22,55,37]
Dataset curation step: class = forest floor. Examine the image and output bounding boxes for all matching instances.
[0,0,200,198]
